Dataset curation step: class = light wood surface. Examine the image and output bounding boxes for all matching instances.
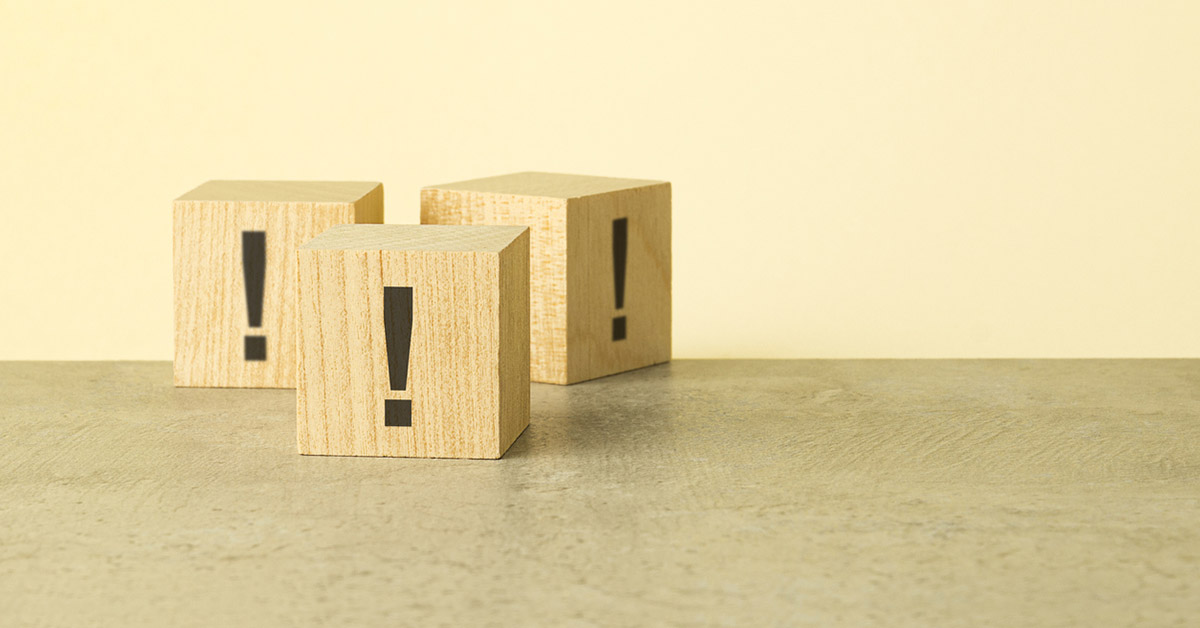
[176,180,383,203]
[296,225,530,459]
[3,360,1197,626]
[424,171,666,198]
[173,181,383,389]
[422,172,671,384]
[567,184,672,383]
[421,185,571,383]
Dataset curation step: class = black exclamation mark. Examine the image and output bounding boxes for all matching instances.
[242,231,266,361]
[383,286,413,427]
[612,218,627,341]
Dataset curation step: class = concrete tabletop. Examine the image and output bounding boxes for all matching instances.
[2,360,1198,626]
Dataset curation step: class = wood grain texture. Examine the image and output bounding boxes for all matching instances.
[568,184,671,383]
[173,181,382,388]
[420,187,569,383]
[4,360,1199,627]
[296,225,529,459]
[421,172,670,384]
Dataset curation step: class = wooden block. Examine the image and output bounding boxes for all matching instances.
[173,181,383,388]
[421,172,670,385]
[296,224,530,459]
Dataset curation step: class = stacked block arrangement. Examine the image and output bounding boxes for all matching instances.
[421,172,671,384]
[173,180,383,388]
[296,224,530,459]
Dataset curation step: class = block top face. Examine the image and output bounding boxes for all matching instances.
[301,224,528,253]
[424,171,666,200]
[176,180,381,203]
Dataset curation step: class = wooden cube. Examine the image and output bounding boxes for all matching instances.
[296,224,530,459]
[173,180,383,388]
[421,172,671,385]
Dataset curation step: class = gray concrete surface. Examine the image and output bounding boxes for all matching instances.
[2,360,1198,626]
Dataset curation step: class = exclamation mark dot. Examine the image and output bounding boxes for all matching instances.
[383,286,413,427]
[242,231,266,361]
[612,218,628,341]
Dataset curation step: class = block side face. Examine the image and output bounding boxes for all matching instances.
[566,184,672,383]
[422,189,570,384]
[497,232,531,456]
[296,248,390,455]
[353,184,385,224]
[425,172,667,200]
[297,248,505,459]
[296,248,352,454]
[173,199,358,388]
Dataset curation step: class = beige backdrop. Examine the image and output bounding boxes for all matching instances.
[2,1,1198,360]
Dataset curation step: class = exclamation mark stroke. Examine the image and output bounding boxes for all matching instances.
[242,231,267,361]
[383,286,413,427]
[612,218,628,341]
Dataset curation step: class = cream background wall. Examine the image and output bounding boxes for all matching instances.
[2,0,1198,359]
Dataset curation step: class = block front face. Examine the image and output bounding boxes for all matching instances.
[296,226,530,459]
[568,184,672,383]
[421,188,569,383]
[422,172,671,384]
[173,181,382,388]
